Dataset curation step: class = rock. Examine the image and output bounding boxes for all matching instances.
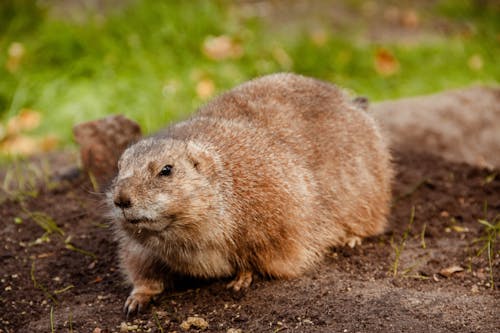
[439,265,464,278]
[180,316,209,331]
[372,86,500,168]
[227,329,242,333]
[73,115,141,190]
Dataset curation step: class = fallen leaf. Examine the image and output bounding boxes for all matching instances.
[468,54,483,71]
[180,316,209,331]
[202,35,243,61]
[0,134,59,155]
[196,78,215,99]
[7,109,42,135]
[439,265,464,278]
[0,135,39,155]
[374,48,400,76]
[401,9,419,29]
[6,42,25,73]
[39,134,59,152]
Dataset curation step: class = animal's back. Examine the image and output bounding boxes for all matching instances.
[163,73,392,272]
[199,73,392,238]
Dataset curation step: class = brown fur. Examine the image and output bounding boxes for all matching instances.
[107,73,393,314]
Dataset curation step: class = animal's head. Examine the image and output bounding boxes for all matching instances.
[107,138,226,246]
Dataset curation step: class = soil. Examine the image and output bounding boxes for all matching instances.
[0,149,498,333]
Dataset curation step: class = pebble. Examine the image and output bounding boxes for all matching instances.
[180,316,209,331]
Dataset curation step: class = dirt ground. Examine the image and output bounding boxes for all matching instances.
[0,146,499,333]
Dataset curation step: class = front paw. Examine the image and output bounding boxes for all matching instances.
[123,281,164,317]
[124,292,153,316]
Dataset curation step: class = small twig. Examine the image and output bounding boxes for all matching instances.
[50,306,55,333]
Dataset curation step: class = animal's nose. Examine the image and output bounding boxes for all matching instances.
[114,191,132,209]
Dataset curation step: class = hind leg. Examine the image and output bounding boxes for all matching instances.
[227,271,253,291]
[345,235,362,248]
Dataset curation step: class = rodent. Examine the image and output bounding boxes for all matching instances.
[107,73,393,315]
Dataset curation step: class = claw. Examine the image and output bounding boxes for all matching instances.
[346,236,362,248]
[123,292,153,317]
[227,271,253,291]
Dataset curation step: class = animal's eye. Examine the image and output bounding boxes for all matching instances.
[158,165,173,177]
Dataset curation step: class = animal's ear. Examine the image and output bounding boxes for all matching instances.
[186,142,217,177]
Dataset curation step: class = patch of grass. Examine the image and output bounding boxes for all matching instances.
[0,0,498,153]
[30,260,58,304]
[64,236,97,259]
[391,205,415,277]
[392,178,432,206]
[476,211,499,289]
[68,312,73,333]
[53,285,74,295]
[154,312,165,333]
[420,223,427,249]
[1,159,40,201]
[50,305,55,333]
[1,157,59,202]
[26,210,65,237]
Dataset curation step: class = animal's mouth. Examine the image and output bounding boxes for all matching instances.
[126,217,153,225]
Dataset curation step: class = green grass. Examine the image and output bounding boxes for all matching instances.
[0,0,498,150]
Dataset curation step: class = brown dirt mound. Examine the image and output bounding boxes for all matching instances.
[0,150,499,332]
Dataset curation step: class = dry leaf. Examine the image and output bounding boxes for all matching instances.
[202,35,243,61]
[401,9,419,29]
[374,48,400,76]
[7,109,42,135]
[468,54,483,71]
[439,265,464,278]
[450,225,469,233]
[196,78,215,99]
[0,135,39,155]
[39,135,59,152]
[6,42,25,73]
[0,134,59,155]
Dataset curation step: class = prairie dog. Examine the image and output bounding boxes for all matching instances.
[108,73,393,314]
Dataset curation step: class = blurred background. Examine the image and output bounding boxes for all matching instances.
[0,0,498,157]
